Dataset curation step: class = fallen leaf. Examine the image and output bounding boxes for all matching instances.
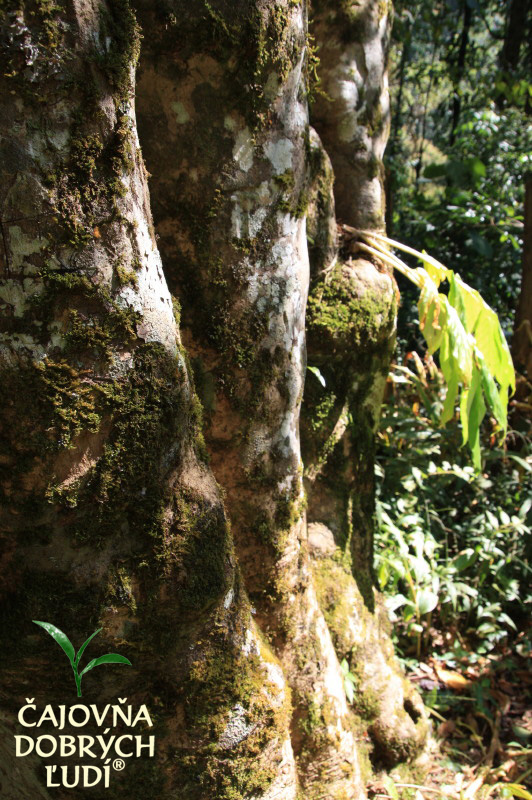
[434,665,473,691]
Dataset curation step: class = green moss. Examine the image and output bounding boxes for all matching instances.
[97,0,141,104]
[147,1,303,132]
[25,269,140,363]
[44,107,135,248]
[309,390,337,433]
[307,263,394,354]
[172,605,292,800]
[299,699,325,737]
[352,686,380,721]
[171,295,182,328]
[115,260,139,289]
[313,557,361,654]
[107,565,138,612]
[274,169,310,218]
[0,358,101,469]
[33,343,188,547]
[359,102,385,139]
[0,0,68,101]
[275,168,296,213]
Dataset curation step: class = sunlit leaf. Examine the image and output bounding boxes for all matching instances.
[504,784,532,800]
[307,365,326,387]
[356,230,515,467]
[417,589,438,615]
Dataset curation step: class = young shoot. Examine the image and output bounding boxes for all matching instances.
[350,228,515,469]
[33,621,132,697]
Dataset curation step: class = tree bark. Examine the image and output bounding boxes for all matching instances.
[0,1,427,797]
[512,174,532,427]
[499,0,530,74]
[449,0,472,146]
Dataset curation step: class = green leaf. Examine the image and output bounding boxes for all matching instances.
[452,274,515,409]
[448,271,470,329]
[307,365,326,387]
[466,156,487,179]
[453,549,476,572]
[33,620,75,665]
[423,162,448,180]
[504,784,532,800]
[462,366,486,470]
[383,776,399,800]
[417,589,438,615]
[357,230,516,467]
[80,653,132,677]
[75,628,102,667]
[444,303,473,385]
[440,372,459,426]
[344,676,354,704]
[417,273,446,353]
[340,659,355,703]
[479,352,506,429]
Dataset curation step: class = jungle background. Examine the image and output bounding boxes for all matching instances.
[372,0,532,796]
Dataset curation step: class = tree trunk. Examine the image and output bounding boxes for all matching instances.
[449,0,472,146]
[500,0,530,74]
[511,174,532,429]
[0,1,427,798]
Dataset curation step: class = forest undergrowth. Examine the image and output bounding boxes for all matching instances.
[372,356,531,800]
[377,1,532,794]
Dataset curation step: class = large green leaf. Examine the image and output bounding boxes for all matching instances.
[463,367,486,470]
[478,351,506,429]
[417,589,438,615]
[451,274,515,421]
[417,273,446,354]
[357,231,515,468]
[33,620,75,665]
[440,371,459,426]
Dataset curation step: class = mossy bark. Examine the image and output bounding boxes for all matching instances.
[303,0,429,769]
[0,2,295,798]
[1,0,427,797]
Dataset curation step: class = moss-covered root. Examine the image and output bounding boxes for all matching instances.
[310,0,391,228]
[302,255,397,477]
[302,245,429,771]
[282,576,368,799]
[311,551,429,770]
[166,580,298,800]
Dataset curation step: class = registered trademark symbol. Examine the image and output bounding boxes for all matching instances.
[113,758,125,771]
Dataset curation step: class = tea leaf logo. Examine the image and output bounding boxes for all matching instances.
[33,621,132,697]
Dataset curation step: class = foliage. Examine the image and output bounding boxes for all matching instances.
[33,621,131,697]
[387,0,532,338]
[374,357,531,661]
[340,658,357,704]
[356,229,515,469]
